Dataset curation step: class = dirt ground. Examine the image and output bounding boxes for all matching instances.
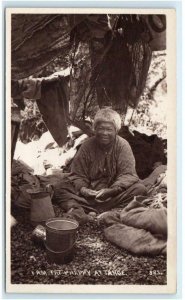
[11,206,167,285]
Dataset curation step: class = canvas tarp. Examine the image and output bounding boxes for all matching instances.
[11,14,166,81]
[11,14,110,80]
[11,14,166,147]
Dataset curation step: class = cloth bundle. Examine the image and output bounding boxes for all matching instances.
[98,199,167,256]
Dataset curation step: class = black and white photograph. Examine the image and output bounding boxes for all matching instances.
[6,8,176,293]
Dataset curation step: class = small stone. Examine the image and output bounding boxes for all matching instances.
[88,212,97,217]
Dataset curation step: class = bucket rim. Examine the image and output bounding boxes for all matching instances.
[45,217,79,231]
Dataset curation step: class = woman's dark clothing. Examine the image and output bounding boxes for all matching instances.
[54,136,147,213]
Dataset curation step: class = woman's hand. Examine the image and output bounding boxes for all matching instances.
[80,187,99,198]
[95,187,123,202]
[95,188,112,200]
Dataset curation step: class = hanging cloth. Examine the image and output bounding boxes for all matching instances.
[37,76,69,147]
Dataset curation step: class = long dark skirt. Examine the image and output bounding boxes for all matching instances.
[53,178,147,213]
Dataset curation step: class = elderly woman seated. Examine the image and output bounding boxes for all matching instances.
[54,108,147,217]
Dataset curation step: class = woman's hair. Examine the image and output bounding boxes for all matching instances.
[93,107,122,132]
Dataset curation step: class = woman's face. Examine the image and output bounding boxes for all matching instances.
[95,122,116,146]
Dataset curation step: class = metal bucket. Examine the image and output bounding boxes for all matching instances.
[45,244,75,264]
[45,218,79,264]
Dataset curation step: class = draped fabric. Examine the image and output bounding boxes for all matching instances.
[69,15,153,116]
[11,15,71,80]
[91,17,153,113]
[11,14,166,81]
[37,77,69,147]
[69,41,96,121]
[11,76,70,147]
[11,14,110,80]
[11,14,166,146]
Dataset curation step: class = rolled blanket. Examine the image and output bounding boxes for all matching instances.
[102,198,167,256]
[104,223,166,256]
